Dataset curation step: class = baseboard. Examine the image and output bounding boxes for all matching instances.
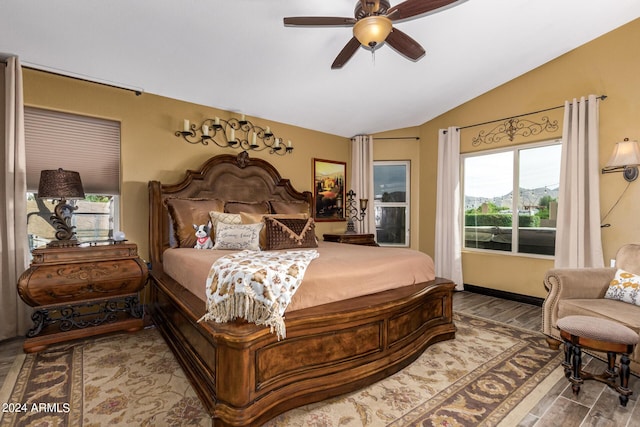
[462,284,544,307]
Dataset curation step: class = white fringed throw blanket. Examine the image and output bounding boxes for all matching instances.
[198,250,319,339]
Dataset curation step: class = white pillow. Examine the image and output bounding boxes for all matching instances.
[604,269,640,306]
[213,222,263,251]
[209,211,242,242]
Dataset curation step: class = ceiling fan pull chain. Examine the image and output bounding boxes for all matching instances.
[371,49,376,66]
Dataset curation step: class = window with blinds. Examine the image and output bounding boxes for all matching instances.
[24,107,121,248]
[24,107,121,194]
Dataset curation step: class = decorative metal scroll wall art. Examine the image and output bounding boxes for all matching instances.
[471,116,559,147]
[176,115,293,156]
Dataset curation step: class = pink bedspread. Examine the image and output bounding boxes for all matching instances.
[162,240,435,313]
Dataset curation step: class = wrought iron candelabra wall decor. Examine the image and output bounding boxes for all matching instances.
[176,115,293,155]
[471,116,559,146]
[342,189,369,233]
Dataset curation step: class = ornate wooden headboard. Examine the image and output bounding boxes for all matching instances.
[148,151,312,268]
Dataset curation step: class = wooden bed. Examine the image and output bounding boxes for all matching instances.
[147,152,456,426]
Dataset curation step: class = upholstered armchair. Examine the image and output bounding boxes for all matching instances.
[542,243,640,375]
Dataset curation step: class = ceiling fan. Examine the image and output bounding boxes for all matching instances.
[284,0,460,69]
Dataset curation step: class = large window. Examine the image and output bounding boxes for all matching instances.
[24,107,121,250]
[373,161,410,247]
[462,140,561,256]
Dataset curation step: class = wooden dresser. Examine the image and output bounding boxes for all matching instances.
[17,242,148,352]
[323,233,378,246]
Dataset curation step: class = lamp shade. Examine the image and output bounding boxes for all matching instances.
[353,16,392,48]
[37,168,85,200]
[605,138,640,168]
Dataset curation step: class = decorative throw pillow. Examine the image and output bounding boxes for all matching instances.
[264,217,317,250]
[269,200,310,215]
[224,201,270,214]
[209,211,242,242]
[239,212,308,249]
[213,222,263,251]
[604,269,640,306]
[166,198,224,248]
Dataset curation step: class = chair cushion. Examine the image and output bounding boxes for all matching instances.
[558,298,640,333]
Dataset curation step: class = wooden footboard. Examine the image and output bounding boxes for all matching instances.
[149,271,455,427]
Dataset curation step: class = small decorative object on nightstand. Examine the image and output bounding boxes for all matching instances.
[326,188,377,246]
[17,241,148,353]
[342,189,369,234]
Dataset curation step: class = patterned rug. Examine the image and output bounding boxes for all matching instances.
[0,313,562,426]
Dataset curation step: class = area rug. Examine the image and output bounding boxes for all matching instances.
[0,313,562,426]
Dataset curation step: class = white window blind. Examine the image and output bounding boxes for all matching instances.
[24,107,121,195]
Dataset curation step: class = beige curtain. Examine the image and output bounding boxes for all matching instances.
[350,135,375,234]
[554,95,604,268]
[435,127,463,290]
[1,56,30,341]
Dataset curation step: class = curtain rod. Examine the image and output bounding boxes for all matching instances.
[372,136,420,140]
[455,94,607,131]
[23,62,144,96]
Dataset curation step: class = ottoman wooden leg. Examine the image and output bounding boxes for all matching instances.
[619,354,632,407]
[569,342,584,396]
[563,341,573,379]
[605,352,617,378]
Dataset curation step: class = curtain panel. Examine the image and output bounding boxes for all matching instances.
[350,135,375,234]
[435,127,463,290]
[1,56,31,340]
[554,95,604,268]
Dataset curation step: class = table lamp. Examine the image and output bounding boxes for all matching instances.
[37,168,85,247]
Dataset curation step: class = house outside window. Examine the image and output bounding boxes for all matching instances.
[462,140,561,256]
[24,107,121,250]
[373,161,410,247]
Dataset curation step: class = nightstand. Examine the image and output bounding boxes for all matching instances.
[17,242,148,353]
[323,233,378,246]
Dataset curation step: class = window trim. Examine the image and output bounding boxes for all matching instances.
[373,160,411,247]
[24,107,122,250]
[461,139,561,259]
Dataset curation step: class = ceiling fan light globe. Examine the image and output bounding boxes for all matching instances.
[353,16,392,48]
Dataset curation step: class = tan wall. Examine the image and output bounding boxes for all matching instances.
[371,128,422,249]
[22,70,350,260]
[417,18,640,298]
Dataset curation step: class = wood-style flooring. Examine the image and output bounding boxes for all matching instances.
[1,291,638,426]
[453,291,640,427]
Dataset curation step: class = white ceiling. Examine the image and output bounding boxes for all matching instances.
[2,0,639,137]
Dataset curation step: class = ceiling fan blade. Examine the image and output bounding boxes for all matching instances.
[283,16,357,26]
[331,37,362,69]
[387,0,458,21]
[385,28,425,60]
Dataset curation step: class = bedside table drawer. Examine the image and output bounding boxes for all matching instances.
[18,257,148,306]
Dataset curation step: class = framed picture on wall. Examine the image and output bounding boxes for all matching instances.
[313,158,346,222]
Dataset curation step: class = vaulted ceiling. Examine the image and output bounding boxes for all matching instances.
[2,0,639,137]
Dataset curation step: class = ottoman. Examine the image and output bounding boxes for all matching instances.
[557,315,638,406]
